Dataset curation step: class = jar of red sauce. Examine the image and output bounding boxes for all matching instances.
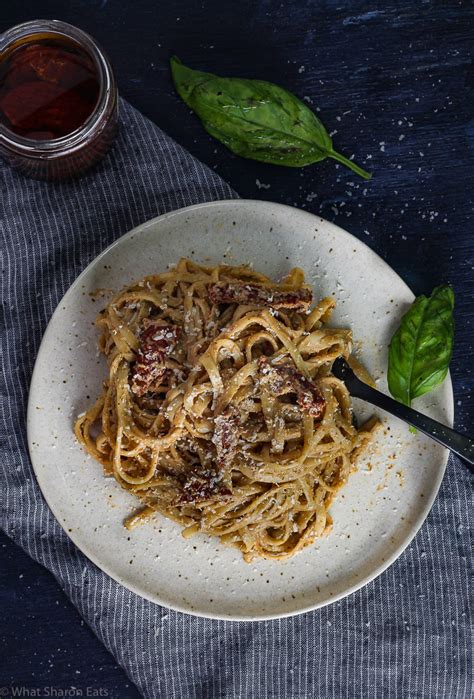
[0,20,118,181]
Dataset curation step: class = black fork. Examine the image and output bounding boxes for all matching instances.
[332,357,474,472]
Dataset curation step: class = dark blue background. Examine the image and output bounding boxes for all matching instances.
[1,1,472,696]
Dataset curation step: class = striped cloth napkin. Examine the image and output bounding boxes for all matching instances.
[0,99,471,698]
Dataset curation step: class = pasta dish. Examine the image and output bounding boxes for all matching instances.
[75,258,379,561]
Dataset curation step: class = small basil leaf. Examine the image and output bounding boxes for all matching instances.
[388,285,455,407]
[170,56,371,179]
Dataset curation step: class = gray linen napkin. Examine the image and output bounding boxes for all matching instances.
[0,99,471,698]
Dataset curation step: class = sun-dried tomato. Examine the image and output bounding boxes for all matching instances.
[208,281,312,310]
[212,407,240,469]
[1,82,93,135]
[258,358,326,420]
[9,44,94,88]
[130,322,181,397]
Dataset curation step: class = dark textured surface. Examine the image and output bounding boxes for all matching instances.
[1,1,472,696]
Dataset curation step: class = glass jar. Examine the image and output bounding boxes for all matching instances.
[0,20,118,181]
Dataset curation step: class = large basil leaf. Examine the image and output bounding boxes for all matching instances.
[170,56,371,179]
[388,285,455,407]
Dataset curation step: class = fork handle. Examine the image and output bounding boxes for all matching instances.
[354,379,474,471]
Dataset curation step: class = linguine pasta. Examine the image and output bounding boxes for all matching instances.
[75,258,379,561]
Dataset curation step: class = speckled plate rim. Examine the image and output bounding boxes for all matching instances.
[27,199,453,621]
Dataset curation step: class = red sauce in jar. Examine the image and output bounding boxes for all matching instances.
[0,40,100,140]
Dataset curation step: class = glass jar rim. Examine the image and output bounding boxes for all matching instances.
[0,19,116,157]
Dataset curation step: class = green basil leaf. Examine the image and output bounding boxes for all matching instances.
[170,56,371,179]
[388,285,455,407]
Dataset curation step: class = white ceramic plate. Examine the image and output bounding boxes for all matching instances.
[28,200,453,620]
